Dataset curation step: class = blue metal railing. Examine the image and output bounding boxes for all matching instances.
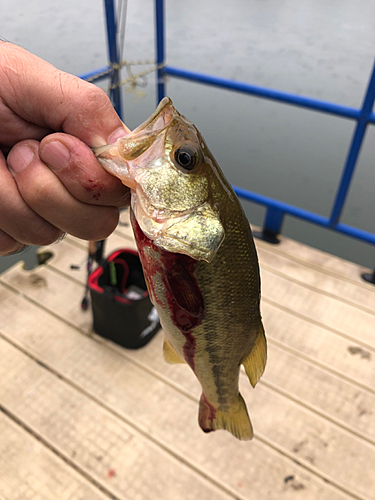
[82,0,375,279]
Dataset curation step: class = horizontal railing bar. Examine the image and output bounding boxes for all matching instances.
[233,186,328,224]
[79,66,112,83]
[335,222,375,244]
[165,65,375,124]
[233,185,375,245]
[78,64,375,125]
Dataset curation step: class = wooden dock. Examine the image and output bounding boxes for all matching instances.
[0,208,374,500]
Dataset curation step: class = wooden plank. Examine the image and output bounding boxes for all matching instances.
[254,232,372,284]
[0,261,93,335]
[3,215,374,497]
[0,412,109,500]
[262,301,375,392]
[261,267,375,349]
[263,344,375,443]
[0,337,234,500]
[257,246,375,313]
[0,284,370,500]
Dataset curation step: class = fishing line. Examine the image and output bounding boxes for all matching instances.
[115,0,151,101]
[107,0,127,109]
[117,0,127,67]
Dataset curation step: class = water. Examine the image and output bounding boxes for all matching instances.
[1,0,375,273]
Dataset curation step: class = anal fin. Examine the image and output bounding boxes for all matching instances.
[163,337,186,364]
[242,323,267,387]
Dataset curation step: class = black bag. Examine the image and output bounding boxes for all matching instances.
[88,249,160,349]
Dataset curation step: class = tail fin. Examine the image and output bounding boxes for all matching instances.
[198,393,253,440]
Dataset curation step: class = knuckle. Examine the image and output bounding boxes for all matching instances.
[61,82,116,145]
[17,217,63,247]
[81,85,113,116]
[0,230,25,256]
[26,176,56,207]
[33,228,63,247]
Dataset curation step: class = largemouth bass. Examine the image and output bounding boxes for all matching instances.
[95,97,267,440]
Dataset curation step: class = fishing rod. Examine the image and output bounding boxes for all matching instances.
[81,240,106,310]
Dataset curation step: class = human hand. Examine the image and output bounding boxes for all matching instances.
[0,42,131,256]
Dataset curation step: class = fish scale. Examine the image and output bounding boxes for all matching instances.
[95,97,267,440]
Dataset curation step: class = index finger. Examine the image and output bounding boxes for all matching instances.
[39,133,131,207]
[1,42,130,147]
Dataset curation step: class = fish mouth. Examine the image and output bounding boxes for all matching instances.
[93,97,176,188]
[132,97,175,135]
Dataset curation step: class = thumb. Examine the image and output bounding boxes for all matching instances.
[1,43,130,147]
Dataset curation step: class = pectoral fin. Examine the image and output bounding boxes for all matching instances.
[242,323,267,387]
[163,337,186,364]
[155,203,224,263]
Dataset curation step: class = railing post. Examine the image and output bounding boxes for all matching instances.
[329,59,375,227]
[362,268,375,284]
[104,0,123,119]
[155,0,166,104]
[253,207,284,244]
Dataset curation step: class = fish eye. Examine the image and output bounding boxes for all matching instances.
[174,145,199,171]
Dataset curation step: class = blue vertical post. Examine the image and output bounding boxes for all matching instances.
[329,59,375,227]
[258,207,284,243]
[104,0,123,119]
[155,0,166,104]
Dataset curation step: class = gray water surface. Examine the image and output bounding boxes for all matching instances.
[1,0,375,273]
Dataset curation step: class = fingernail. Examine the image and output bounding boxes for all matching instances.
[8,145,34,173]
[108,127,129,144]
[41,140,70,170]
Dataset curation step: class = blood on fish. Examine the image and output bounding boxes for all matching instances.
[131,212,204,371]
[199,393,217,433]
[164,260,204,332]
[182,331,196,371]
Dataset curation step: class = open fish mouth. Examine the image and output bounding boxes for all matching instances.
[93,97,174,159]
[131,97,175,135]
[93,97,176,187]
